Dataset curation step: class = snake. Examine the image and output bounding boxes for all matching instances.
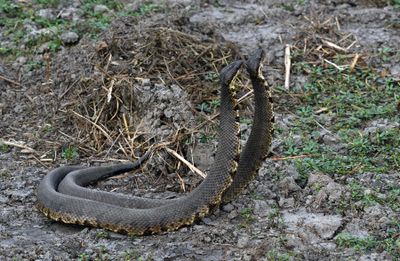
[36,49,274,235]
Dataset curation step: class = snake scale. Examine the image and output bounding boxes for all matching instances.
[36,49,274,235]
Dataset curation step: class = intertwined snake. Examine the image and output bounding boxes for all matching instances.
[36,49,274,235]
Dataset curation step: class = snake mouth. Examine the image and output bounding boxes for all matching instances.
[219,60,243,85]
[245,49,264,76]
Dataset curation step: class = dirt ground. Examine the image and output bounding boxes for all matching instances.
[1,0,399,260]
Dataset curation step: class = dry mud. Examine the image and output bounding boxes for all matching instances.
[0,0,399,260]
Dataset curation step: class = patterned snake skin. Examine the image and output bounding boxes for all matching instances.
[36,49,273,235]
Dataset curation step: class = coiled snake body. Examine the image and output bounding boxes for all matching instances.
[36,49,274,235]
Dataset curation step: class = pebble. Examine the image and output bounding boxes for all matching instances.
[278,176,302,197]
[94,5,110,14]
[37,9,55,20]
[253,200,272,217]
[59,7,80,21]
[222,203,234,212]
[60,31,79,44]
[237,235,249,248]
[278,197,295,208]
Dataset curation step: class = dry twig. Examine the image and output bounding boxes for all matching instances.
[164,147,206,179]
[284,44,291,90]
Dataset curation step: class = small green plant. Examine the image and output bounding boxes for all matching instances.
[96,230,110,239]
[199,132,214,143]
[0,0,20,14]
[61,146,79,161]
[26,60,43,71]
[281,3,295,11]
[77,252,89,261]
[265,204,285,230]
[240,207,254,225]
[122,250,141,260]
[205,72,218,82]
[335,228,400,258]
[335,233,377,251]
[265,249,292,261]
[121,3,159,16]
[0,143,9,153]
[196,99,220,113]
[35,0,60,6]
[96,245,109,260]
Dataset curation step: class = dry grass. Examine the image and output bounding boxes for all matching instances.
[64,26,247,164]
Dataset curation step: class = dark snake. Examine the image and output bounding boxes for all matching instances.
[36,49,274,235]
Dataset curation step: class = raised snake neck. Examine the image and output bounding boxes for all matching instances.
[56,49,273,209]
[36,49,273,235]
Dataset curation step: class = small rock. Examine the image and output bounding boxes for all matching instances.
[125,3,140,12]
[321,132,341,146]
[203,236,212,243]
[283,209,343,240]
[390,64,400,79]
[15,56,27,65]
[94,5,110,14]
[228,210,238,219]
[285,164,300,180]
[179,227,188,233]
[108,232,126,240]
[342,220,369,238]
[237,235,249,248]
[308,173,333,187]
[201,217,214,226]
[26,28,56,43]
[59,7,80,21]
[190,143,214,171]
[37,9,55,20]
[278,197,295,208]
[0,195,8,204]
[363,204,393,230]
[278,177,302,197]
[37,42,50,54]
[359,253,393,261]
[222,203,234,212]
[253,200,272,217]
[60,31,79,44]
[164,108,174,118]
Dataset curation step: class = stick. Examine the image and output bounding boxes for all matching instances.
[321,40,347,53]
[271,154,315,161]
[0,139,36,153]
[350,53,360,71]
[323,59,348,71]
[0,75,22,87]
[284,44,291,90]
[164,147,206,178]
[71,110,113,142]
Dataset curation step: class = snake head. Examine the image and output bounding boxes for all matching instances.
[219,60,243,86]
[245,49,264,77]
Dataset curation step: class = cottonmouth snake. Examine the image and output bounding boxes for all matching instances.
[36,49,274,235]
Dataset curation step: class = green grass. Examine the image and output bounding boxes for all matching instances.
[335,219,400,259]
[0,0,160,60]
[196,99,221,114]
[61,146,79,161]
[265,250,293,261]
[279,61,399,181]
[391,0,400,7]
[0,143,9,153]
[278,57,400,257]
[240,207,255,226]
